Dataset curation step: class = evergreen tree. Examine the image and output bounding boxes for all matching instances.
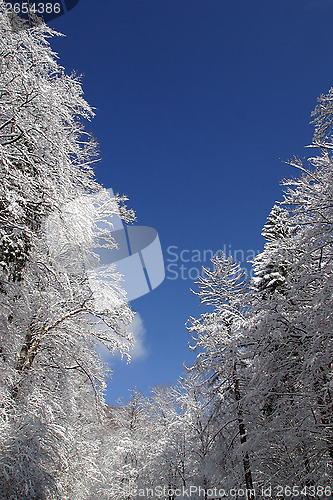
[252,204,295,294]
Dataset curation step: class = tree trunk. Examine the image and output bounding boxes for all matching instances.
[233,363,255,500]
[314,369,333,464]
[12,324,46,398]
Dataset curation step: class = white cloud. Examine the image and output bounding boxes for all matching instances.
[95,312,148,364]
[128,312,148,361]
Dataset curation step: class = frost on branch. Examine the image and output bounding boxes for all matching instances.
[0,7,136,497]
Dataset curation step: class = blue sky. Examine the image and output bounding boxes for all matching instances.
[48,0,333,404]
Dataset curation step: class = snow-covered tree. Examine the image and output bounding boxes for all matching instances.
[0,5,135,498]
[0,3,99,280]
[88,390,149,500]
[187,253,255,498]
[252,204,295,294]
[176,372,232,494]
[247,88,333,490]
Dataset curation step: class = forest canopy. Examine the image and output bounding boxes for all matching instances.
[0,4,332,499]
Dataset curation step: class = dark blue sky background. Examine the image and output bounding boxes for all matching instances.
[49,0,333,404]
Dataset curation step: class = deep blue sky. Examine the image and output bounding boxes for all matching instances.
[48,0,333,404]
